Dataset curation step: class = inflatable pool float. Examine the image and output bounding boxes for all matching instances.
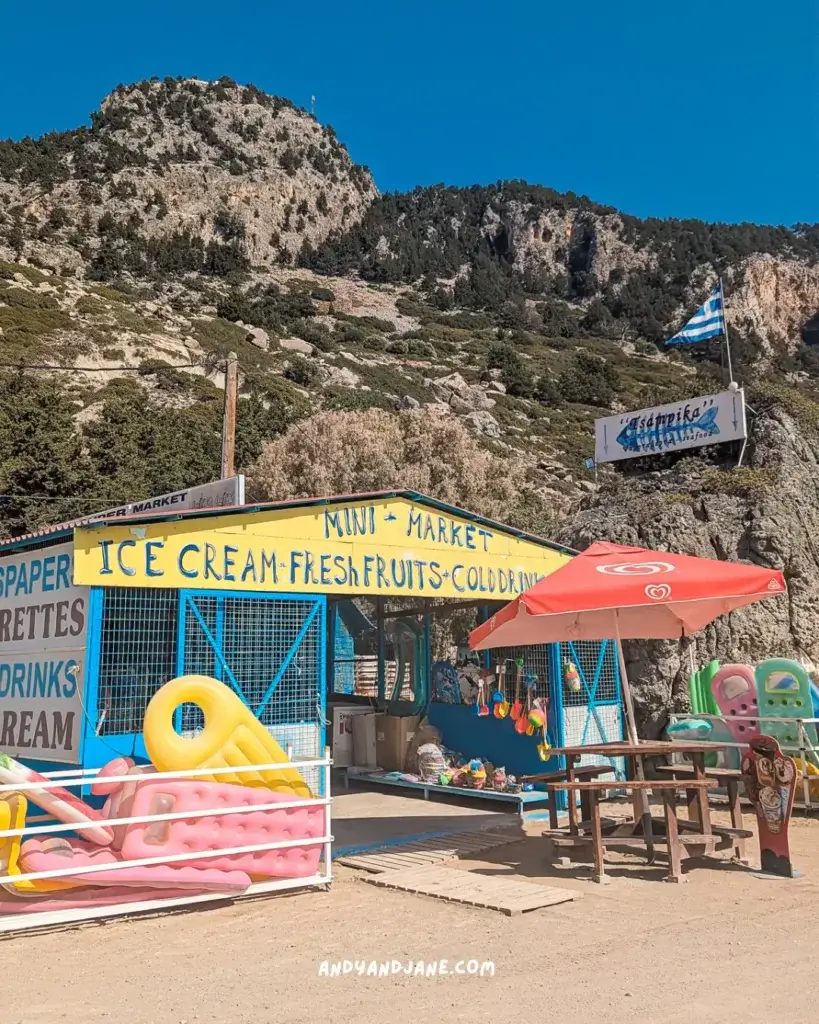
[143,675,311,797]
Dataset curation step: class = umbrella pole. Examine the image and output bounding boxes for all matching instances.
[614,619,655,863]
[615,631,639,745]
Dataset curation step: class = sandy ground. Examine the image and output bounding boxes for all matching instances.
[5,794,819,1024]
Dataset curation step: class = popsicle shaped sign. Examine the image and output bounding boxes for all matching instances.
[741,734,797,877]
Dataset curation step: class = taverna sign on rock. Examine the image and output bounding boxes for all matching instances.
[73,496,570,599]
[594,389,747,464]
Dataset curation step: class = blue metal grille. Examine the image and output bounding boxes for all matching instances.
[560,640,620,707]
[94,588,326,791]
[179,592,326,789]
[96,588,179,736]
[558,639,624,774]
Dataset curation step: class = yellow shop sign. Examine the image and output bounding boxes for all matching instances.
[73,496,569,599]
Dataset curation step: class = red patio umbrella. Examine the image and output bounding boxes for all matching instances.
[470,540,787,742]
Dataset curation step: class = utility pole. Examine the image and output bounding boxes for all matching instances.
[221,352,238,479]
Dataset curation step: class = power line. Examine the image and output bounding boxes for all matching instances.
[0,494,137,503]
[0,360,208,372]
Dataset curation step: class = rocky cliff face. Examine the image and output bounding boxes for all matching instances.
[503,208,819,354]
[557,392,819,737]
[0,78,377,274]
[730,256,819,355]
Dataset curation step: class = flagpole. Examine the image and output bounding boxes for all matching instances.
[720,277,735,385]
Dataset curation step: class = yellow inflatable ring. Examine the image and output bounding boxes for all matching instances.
[143,675,312,797]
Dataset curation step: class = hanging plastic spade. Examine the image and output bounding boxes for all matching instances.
[493,663,509,718]
[537,721,552,761]
[510,658,524,720]
[476,673,490,716]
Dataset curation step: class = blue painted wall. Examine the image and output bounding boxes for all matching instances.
[426,702,559,778]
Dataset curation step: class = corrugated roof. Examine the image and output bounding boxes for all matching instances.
[0,489,576,556]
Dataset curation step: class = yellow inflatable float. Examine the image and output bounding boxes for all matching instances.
[143,675,312,799]
[0,794,78,894]
[791,756,819,801]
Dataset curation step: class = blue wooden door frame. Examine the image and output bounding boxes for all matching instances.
[81,587,327,772]
[177,588,326,734]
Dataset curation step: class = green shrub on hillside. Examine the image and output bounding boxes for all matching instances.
[558,351,621,409]
[485,342,535,398]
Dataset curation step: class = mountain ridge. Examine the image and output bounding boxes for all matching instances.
[2,77,819,724]
[0,77,818,539]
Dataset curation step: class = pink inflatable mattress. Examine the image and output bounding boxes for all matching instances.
[0,886,217,915]
[19,838,251,893]
[119,778,324,879]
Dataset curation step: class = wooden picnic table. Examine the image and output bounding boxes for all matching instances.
[654,763,749,862]
[545,741,716,835]
[521,763,617,830]
[541,741,751,882]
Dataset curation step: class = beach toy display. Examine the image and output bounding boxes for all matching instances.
[515,672,537,735]
[675,656,819,782]
[474,670,491,716]
[527,706,546,739]
[464,759,486,789]
[143,674,311,797]
[754,658,817,751]
[524,674,540,735]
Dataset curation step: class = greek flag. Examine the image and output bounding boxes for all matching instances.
[664,282,725,347]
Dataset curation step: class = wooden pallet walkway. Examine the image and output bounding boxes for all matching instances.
[363,864,578,916]
[336,829,522,874]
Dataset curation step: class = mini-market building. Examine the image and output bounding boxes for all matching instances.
[0,490,624,794]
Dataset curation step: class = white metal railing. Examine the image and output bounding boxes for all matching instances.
[0,750,333,933]
[668,712,819,809]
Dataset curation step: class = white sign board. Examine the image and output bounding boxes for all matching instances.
[0,543,89,763]
[67,476,245,527]
[594,390,747,464]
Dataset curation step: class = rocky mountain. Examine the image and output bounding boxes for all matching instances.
[0,77,377,276]
[2,77,819,727]
[299,184,819,361]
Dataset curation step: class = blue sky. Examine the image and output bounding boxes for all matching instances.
[2,0,816,226]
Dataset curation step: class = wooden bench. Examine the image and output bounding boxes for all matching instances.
[655,764,750,862]
[521,763,617,830]
[545,779,717,883]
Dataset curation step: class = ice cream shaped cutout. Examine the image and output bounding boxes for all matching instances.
[710,664,759,744]
[741,734,797,877]
[754,659,819,750]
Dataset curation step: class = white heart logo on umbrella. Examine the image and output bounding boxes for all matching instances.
[645,583,672,601]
